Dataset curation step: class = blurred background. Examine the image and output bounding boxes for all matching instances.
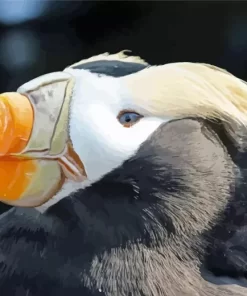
[0,1,246,92]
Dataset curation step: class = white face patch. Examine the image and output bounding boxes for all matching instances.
[65,68,166,184]
[36,68,167,212]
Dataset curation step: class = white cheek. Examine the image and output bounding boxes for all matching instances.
[70,102,165,182]
[68,70,167,183]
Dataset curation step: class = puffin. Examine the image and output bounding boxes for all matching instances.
[0,51,247,296]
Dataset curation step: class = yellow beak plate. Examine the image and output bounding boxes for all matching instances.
[0,73,86,207]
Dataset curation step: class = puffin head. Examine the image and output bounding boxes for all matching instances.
[1,52,247,210]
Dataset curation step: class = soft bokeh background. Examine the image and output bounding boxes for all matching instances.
[0,1,247,92]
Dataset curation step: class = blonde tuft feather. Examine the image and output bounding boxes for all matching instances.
[122,62,247,126]
[66,50,148,69]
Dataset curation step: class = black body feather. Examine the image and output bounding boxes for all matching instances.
[0,118,246,295]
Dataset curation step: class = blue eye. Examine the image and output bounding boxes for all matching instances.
[118,111,143,127]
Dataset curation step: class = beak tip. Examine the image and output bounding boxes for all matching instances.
[0,92,34,155]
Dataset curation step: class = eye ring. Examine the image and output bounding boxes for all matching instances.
[117,110,143,128]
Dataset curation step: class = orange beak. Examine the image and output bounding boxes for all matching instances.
[0,79,86,207]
